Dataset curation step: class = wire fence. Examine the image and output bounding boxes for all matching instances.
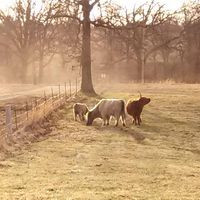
[0,79,80,146]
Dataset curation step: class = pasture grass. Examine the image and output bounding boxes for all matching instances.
[0,83,200,199]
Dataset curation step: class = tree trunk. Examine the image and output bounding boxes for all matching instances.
[153,54,157,81]
[161,49,170,80]
[180,53,185,82]
[141,57,145,83]
[126,42,131,80]
[136,56,142,82]
[126,42,129,64]
[141,27,145,83]
[163,57,169,80]
[81,0,95,94]
[38,55,44,84]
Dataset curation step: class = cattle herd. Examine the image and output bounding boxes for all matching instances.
[73,93,151,127]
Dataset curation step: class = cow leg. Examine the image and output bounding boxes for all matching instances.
[134,117,137,125]
[82,114,86,121]
[106,116,110,126]
[139,116,142,124]
[115,115,120,127]
[78,113,83,121]
[137,116,141,126]
[102,115,107,126]
[121,115,126,127]
[74,113,78,121]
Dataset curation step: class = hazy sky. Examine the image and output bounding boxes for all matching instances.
[0,0,186,11]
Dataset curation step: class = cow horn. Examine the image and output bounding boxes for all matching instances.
[138,91,142,98]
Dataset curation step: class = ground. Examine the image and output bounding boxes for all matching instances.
[0,83,200,199]
[0,83,76,102]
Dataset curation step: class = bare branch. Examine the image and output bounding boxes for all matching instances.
[90,0,100,11]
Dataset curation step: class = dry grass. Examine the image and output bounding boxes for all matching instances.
[0,83,200,199]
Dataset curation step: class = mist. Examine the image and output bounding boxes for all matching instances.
[0,0,199,89]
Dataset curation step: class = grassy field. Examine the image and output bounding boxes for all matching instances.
[0,83,200,199]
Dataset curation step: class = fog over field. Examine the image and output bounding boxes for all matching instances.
[0,0,199,88]
[0,0,200,199]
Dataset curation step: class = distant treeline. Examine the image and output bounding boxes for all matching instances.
[0,0,199,86]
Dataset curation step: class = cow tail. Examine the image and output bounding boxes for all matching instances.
[121,100,126,119]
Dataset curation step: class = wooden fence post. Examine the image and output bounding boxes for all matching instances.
[44,91,46,101]
[51,87,54,106]
[64,82,67,99]
[5,105,13,136]
[26,102,29,120]
[69,80,71,97]
[35,97,37,108]
[51,88,54,99]
[44,91,46,115]
[14,106,18,130]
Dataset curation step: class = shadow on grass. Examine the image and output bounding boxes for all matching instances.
[91,121,146,144]
[122,127,146,143]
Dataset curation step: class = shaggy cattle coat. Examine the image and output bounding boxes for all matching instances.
[126,97,150,125]
[73,103,89,121]
[87,99,126,126]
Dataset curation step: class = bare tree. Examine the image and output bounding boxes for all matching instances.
[97,1,179,82]
[52,0,102,94]
[149,19,182,80]
[181,2,200,82]
[0,0,38,82]
[34,1,58,83]
[56,17,81,75]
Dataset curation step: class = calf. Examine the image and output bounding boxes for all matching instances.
[126,93,150,126]
[73,103,89,121]
[86,99,126,127]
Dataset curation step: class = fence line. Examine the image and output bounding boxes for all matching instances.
[0,80,80,146]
